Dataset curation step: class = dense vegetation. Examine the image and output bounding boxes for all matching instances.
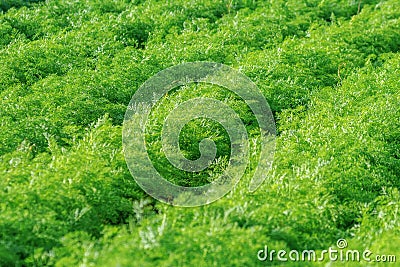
[0,0,399,266]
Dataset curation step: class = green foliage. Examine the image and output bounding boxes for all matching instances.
[0,0,43,12]
[276,53,400,229]
[145,83,260,187]
[0,0,399,266]
[0,117,147,266]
